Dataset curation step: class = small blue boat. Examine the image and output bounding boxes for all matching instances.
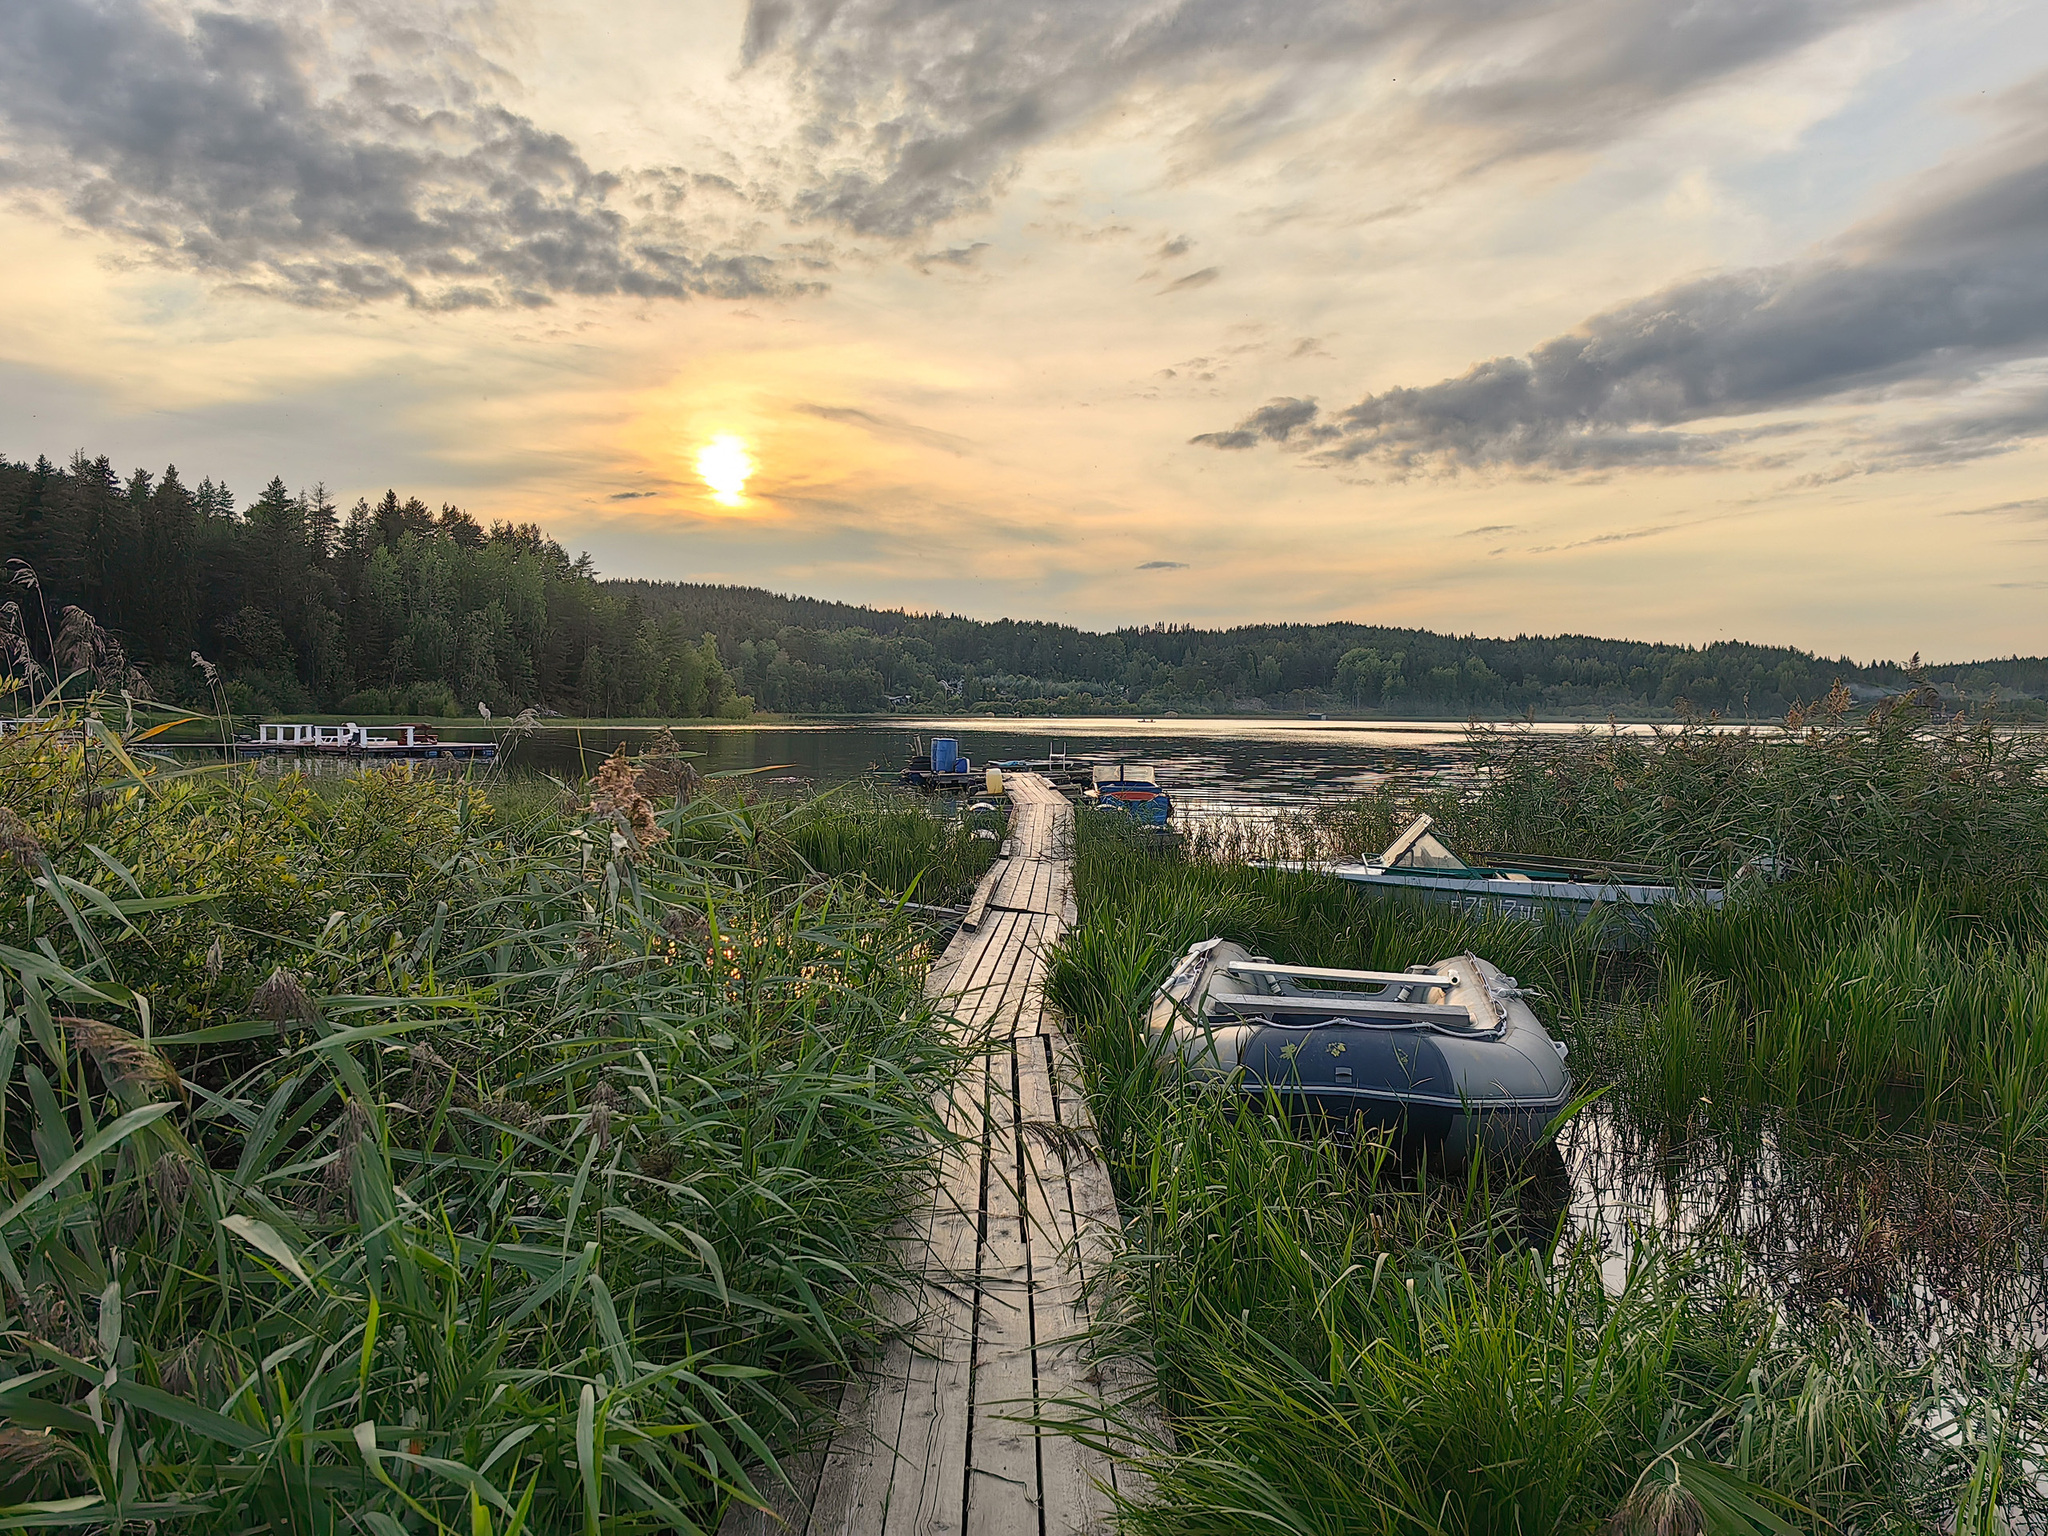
[1087,763,1173,826]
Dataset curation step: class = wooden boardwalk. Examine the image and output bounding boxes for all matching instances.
[724,774,1146,1536]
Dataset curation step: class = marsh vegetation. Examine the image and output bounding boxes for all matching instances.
[0,719,997,1529]
[1048,708,2048,1534]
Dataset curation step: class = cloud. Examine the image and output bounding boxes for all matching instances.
[0,0,799,308]
[609,490,660,500]
[1137,560,1188,569]
[1196,74,2048,472]
[1459,524,1517,537]
[795,401,978,455]
[913,241,991,270]
[1559,524,1678,550]
[1160,266,1219,294]
[1189,395,1318,449]
[742,0,1893,238]
[1945,497,2048,522]
[1158,235,1194,258]
[1289,337,1330,359]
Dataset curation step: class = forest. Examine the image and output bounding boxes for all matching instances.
[4,446,2041,719]
[621,579,2047,719]
[0,452,749,719]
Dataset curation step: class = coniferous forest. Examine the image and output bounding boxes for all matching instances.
[3,446,2043,719]
[0,452,749,718]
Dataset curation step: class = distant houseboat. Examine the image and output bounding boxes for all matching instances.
[239,722,496,761]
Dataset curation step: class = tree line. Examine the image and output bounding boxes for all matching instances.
[617,580,2045,720]
[1,452,749,718]
[3,445,2039,720]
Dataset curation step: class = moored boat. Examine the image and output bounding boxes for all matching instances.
[1325,814,1722,926]
[1147,937,1572,1160]
[1086,762,1173,825]
[238,721,496,760]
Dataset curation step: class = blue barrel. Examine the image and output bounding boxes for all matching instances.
[931,738,961,773]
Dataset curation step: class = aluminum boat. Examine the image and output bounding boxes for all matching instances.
[1327,814,1723,927]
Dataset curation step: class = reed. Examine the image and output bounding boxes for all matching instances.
[0,730,964,1529]
[1048,810,2048,1533]
[1220,706,2048,883]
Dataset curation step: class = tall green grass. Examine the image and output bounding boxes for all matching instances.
[1235,706,2048,882]
[0,727,967,1529]
[1048,813,2048,1534]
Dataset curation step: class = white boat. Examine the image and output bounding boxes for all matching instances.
[239,721,495,760]
[1324,814,1723,925]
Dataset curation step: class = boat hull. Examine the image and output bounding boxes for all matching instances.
[1213,1082,1565,1161]
[1092,784,1173,826]
[1147,939,1572,1161]
[1329,865,1721,930]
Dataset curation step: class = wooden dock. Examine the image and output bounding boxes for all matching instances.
[723,773,1147,1536]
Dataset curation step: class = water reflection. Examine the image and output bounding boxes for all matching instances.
[1558,1110,2048,1353]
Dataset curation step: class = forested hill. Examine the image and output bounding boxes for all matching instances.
[2,446,2039,719]
[613,579,2046,719]
[0,452,749,718]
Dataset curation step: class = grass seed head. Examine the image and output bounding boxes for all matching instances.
[0,808,41,871]
[67,1017,186,1105]
[585,743,668,859]
[151,1150,196,1211]
[584,1079,622,1149]
[405,1043,474,1112]
[0,1426,80,1492]
[1609,1474,1706,1536]
[482,1090,538,1132]
[252,967,318,1028]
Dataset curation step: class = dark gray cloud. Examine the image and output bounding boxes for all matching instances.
[609,490,660,500]
[1160,266,1219,294]
[1197,83,2048,472]
[1136,560,1188,569]
[0,0,797,307]
[743,0,1893,237]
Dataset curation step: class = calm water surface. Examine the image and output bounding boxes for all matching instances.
[224,715,1675,817]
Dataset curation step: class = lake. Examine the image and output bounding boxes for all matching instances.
[225,715,1681,819]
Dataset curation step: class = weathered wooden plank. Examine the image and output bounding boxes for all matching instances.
[882,1052,990,1536]
[1017,1043,1116,1536]
[965,1047,1040,1536]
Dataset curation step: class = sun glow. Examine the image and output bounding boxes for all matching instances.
[696,434,754,506]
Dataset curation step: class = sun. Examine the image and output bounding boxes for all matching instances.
[695,435,754,507]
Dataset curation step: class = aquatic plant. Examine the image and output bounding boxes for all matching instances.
[1048,811,2048,1533]
[0,731,962,1528]
[1230,705,2048,884]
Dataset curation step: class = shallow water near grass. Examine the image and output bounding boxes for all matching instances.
[1554,1108,2048,1354]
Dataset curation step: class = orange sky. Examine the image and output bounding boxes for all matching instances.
[3,0,2047,660]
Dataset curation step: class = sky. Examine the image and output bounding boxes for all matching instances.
[2,0,2047,661]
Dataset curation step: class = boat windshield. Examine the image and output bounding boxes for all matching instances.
[1393,832,1467,870]
[1378,815,1469,871]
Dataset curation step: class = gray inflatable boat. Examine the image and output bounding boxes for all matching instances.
[1146,938,1573,1159]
